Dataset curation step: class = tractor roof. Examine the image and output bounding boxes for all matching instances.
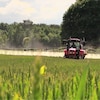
[62,38,81,44]
[68,38,80,42]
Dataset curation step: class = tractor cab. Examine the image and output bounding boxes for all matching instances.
[66,38,82,49]
[63,38,87,59]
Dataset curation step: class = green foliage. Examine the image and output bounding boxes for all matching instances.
[0,22,61,48]
[0,55,100,99]
[61,0,100,45]
[0,30,8,47]
[75,67,89,99]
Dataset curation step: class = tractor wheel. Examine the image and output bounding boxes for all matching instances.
[64,54,68,58]
[76,55,83,59]
[82,56,85,59]
[77,55,85,59]
[64,54,66,58]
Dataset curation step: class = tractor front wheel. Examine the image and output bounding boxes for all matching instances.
[64,54,69,58]
[77,55,85,59]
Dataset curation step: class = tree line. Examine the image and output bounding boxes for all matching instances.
[0,22,61,49]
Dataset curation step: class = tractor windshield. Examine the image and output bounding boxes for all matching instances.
[70,41,80,48]
[65,38,83,50]
[67,41,81,49]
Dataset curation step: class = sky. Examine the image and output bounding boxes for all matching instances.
[0,0,76,25]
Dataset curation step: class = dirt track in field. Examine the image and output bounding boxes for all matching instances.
[0,50,100,59]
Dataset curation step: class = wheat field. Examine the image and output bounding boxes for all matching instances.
[0,55,100,100]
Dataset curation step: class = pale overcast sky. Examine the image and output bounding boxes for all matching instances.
[0,0,76,25]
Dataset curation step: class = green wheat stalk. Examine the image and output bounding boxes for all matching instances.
[75,67,89,100]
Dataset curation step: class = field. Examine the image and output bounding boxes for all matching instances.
[0,55,100,100]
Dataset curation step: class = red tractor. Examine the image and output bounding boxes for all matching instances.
[63,38,87,59]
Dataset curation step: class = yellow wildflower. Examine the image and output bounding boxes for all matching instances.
[13,93,23,100]
[40,65,47,75]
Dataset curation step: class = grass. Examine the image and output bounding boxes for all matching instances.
[0,55,100,100]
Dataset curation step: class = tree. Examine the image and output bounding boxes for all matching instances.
[13,25,25,47]
[61,0,100,45]
[0,30,8,47]
[48,33,61,47]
